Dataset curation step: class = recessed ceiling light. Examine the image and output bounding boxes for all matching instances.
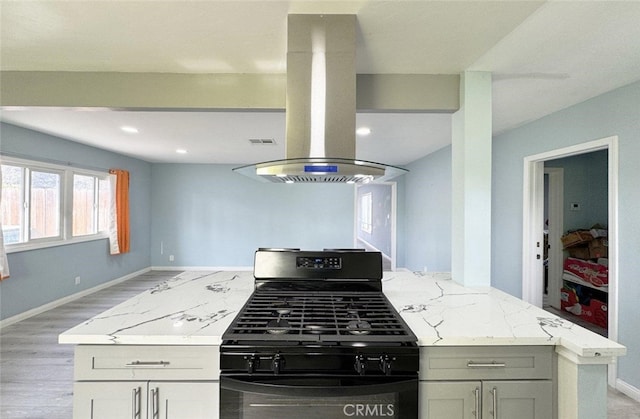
[120,126,138,134]
[356,127,371,136]
[176,149,188,154]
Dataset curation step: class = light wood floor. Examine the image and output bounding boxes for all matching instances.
[0,270,175,419]
[1,270,639,418]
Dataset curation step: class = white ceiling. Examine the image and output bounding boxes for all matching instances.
[1,1,640,165]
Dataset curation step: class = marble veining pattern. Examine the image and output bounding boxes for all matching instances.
[59,271,625,361]
[59,271,254,345]
[382,272,625,358]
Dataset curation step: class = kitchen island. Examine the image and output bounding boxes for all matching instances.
[59,270,625,419]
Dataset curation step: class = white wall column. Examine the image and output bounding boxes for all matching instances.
[451,71,492,287]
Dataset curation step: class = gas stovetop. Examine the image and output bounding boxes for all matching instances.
[222,290,416,344]
[222,248,416,346]
[221,249,418,376]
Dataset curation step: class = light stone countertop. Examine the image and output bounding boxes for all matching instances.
[59,271,256,346]
[381,271,625,362]
[59,270,625,363]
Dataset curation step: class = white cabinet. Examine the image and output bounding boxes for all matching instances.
[481,381,551,419]
[74,381,148,419]
[149,382,219,419]
[74,381,219,419]
[73,345,220,419]
[421,380,552,419]
[419,346,555,419]
[420,381,478,419]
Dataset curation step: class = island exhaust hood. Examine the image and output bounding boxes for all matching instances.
[233,14,408,184]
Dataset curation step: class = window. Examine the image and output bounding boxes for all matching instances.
[30,169,62,240]
[73,174,110,237]
[360,192,372,234]
[0,157,111,251]
[1,165,24,245]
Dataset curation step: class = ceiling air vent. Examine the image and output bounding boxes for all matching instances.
[249,138,277,145]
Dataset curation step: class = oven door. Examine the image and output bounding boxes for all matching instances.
[220,375,417,419]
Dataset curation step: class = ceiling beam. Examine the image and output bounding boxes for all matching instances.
[1,71,459,112]
[357,74,459,112]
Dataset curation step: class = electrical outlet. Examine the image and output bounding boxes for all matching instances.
[75,276,81,285]
[169,255,175,262]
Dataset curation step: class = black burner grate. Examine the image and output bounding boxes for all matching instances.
[223,291,416,343]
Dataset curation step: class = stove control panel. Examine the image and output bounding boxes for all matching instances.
[354,354,396,376]
[296,256,342,270]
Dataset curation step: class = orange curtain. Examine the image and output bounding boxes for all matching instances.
[109,169,130,254]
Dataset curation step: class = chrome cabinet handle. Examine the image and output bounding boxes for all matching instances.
[150,387,159,419]
[131,387,141,419]
[126,360,171,367]
[490,387,498,417]
[473,386,480,418]
[467,361,506,368]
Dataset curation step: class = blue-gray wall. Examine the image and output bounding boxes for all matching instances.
[402,145,452,272]
[546,150,608,232]
[492,80,640,389]
[150,164,356,267]
[0,123,152,320]
[2,80,638,389]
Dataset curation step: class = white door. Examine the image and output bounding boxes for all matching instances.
[420,381,479,419]
[544,168,564,309]
[152,382,219,419]
[74,381,148,419]
[482,381,552,419]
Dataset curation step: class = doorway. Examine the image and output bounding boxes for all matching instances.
[354,182,397,271]
[522,136,619,383]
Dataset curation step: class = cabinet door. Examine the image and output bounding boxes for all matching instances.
[482,381,552,419]
[150,382,219,419]
[420,381,480,419]
[74,381,148,419]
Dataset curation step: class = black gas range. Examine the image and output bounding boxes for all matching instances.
[220,249,418,419]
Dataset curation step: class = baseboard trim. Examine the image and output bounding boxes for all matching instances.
[150,265,253,271]
[616,378,640,402]
[0,267,151,329]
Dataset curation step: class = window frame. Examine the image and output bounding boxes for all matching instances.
[28,166,64,243]
[360,192,373,234]
[1,156,110,253]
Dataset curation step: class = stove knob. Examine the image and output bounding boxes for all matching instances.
[354,354,367,375]
[379,354,393,376]
[271,354,284,375]
[245,355,258,374]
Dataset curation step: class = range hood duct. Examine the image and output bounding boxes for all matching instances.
[233,14,408,184]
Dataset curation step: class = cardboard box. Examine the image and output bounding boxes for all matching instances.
[567,245,590,260]
[560,287,608,329]
[561,287,579,310]
[579,299,608,329]
[561,230,593,248]
[563,257,608,287]
[589,238,609,259]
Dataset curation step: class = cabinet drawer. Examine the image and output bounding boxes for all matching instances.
[420,346,552,380]
[75,345,220,380]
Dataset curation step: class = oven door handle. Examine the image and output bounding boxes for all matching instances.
[220,376,417,398]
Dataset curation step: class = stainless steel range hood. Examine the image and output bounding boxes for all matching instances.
[233,14,408,184]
